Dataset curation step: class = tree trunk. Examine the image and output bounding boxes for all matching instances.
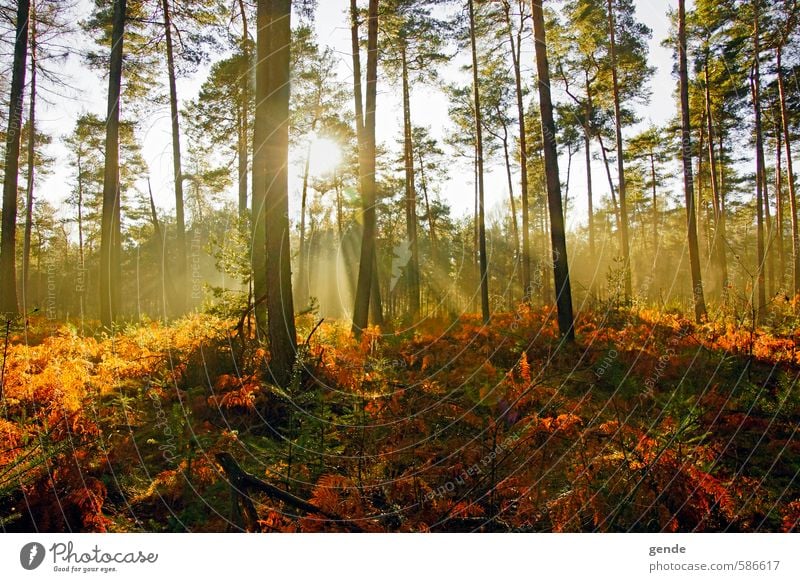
[649,153,657,261]
[597,132,621,228]
[752,2,766,322]
[251,1,270,331]
[260,0,297,386]
[77,152,86,319]
[100,0,126,328]
[352,0,382,335]
[777,44,799,300]
[298,141,312,308]
[237,0,249,220]
[22,4,37,314]
[704,62,728,294]
[531,0,575,341]
[468,0,490,324]
[498,119,521,292]
[764,149,774,298]
[162,0,186,314]
[401,42,420,319]
[505,0,531,300]
[776,119,785,289]
[678,0,707,323]
[0,0,30,316]
[606,0,631,301]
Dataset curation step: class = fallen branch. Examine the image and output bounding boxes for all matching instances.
[215,452,363,532]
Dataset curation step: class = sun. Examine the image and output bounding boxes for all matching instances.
[308,134,342,177]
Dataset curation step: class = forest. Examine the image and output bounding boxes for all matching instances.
[0,0,799,533]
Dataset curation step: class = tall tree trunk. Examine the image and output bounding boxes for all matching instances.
[251,1,269,330]
[777,44,799,299]
[585,75,596,261]
[505,0,531,300]
[401,42,420,319]
[597,132,621,228]
[704,62,729,294]
[649,152,657,260]
[238,0,249,220]
[352,0,382,336]
[531,0,575,341]
[22,3,36,314]
[0,0,30,316]
[261,0,297,386]
[678,0,707,323]
[468,0,490,324]
[776,119,785,289]
[298,141,312,308]
[100,0,125,328]
[606,0,631,300]
[162,0,186,314]
[497,119,521,290]
[77,152,86,318]
[764,151,774,298]
[752,2,767,322]
[418,147,438,260]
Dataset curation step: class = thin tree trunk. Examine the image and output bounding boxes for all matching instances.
[776,119,785,289]
[607,0,631,300]
[22,4,36,314]
[162,0,186,314]
[777,44,799,299]
[764,148,775,298]
[401,42,420,319]
[704,62,728,292]
[77,153,86,318]
[100,0,125,328]
[237,0,249,220]
[531,0,574,341]
[0,0,30,316]
[499,120,520,285]
[597,132,620,228]
[752,1,767,322]
[262,0,297,386]
[251,0,269,330]
[678,0,707,323]
[352,0,382,335]
[649,153,657,260]
[505,0,531,300]
[468,0,490,324]
[418,147,438,260]
[298,141,312,307]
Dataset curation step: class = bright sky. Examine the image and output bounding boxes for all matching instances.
[35,0,680,230]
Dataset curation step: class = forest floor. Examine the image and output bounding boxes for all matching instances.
[1,305,798,532]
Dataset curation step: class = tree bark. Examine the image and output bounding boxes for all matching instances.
[352,0,382,336]
[22,3,36,314]
[0,0,31,316]
[262,0,297,387]
[704,61,728,294]
[752,2,767,322]
[531,0,575,341]
[504,0,531,301]
[401,42,420,319]
[100,0,126,328]
[606,0,631,301]
[776,117,785,289]
[251,0,269,331]
[777,44,799,300]
[237,0,250,220]
[468,0,490,324]
[162,0,186,314]
[678,0,707,323]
